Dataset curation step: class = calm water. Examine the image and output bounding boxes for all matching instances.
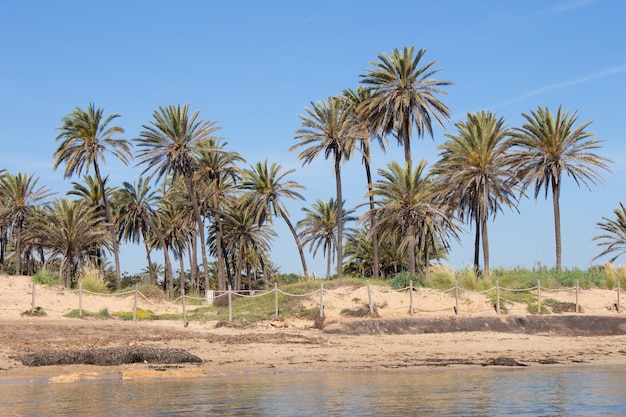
[2,366,625,416]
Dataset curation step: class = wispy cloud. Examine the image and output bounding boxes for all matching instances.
[535,0,599,16]
[302,0,349,23]
[490,64,626,109]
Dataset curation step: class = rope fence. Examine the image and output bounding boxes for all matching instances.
[1,279,624,324]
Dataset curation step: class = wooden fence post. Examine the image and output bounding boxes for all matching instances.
[617,282,621,313]
[31,281,36,315]
[409,280,414,316]
[274,282,279,319]
[454,280,459,315]
[182,282,187,326]
[367,280,373,314]
[575,281,579,313]
[537,280,541,315]
[133,284,138,321]
[228,285,233,322]
[496,280,500,314]
[79,282,83,317]
[319,283,324,320]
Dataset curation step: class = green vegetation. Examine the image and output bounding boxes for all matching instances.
[32,268,61,285]
[64,308,112,319]
[21,306,47,317]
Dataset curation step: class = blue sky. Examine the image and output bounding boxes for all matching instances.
[1,0,625,276]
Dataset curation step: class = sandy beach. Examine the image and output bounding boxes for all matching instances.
[1,275,625,383]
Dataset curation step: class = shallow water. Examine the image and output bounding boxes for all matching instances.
[2,366,625,416]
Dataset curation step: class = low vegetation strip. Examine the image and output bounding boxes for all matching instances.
[18,346,202,367]
[323,316,626,336]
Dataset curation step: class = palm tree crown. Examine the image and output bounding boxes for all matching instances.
[240,160,309,277]
[360,46,452,164]
[593,202,626,263]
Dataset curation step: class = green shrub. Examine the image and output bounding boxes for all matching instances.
[391,271,423,290]
[33,268,60,285]
[21,306,47,317]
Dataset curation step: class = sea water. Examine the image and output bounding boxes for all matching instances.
[1,366,625,416]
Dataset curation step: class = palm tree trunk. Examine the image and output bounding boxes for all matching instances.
[143,241,156,284]
[190,233,199,290]
[482,216,490,280]
[482,182,490,280]
[15,225,21,275]
[281,213,308,278]
[143,214,173,298]
[326,244,332,279]
[184,175,211,293]
[364,160,379,279]
[552,177,562,272]
[334,154,343,278]
[408,225,417,274]
[214,212,227,290]
[93,162,121,289]
[473,211,481,276]
[401,119,412,165]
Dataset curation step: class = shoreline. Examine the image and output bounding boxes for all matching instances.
[2,316,626,384]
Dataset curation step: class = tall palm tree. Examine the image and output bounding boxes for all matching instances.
[297,198,357,279]
[290,96,355,277]
[135,104,221,293]
[342,87,388,279]
[359,46,452,165]
[240,160,309,278]
[592,202,626,263]
[155,193,193,297]
[27,198,110,287]
[194,141,244,291]
[54,103,132,289]
[112,178,174,294]
[432,111,517,278]
[367,160,459,275]
[511,105,612,272]
[218,205,276,290]
[0,172,54,275]
[68,175,111,264]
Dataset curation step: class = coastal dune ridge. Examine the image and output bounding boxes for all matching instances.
[1,274,625,383]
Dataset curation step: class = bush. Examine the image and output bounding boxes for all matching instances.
[21,306,47,317]
[33,268,61,285]
[390,271,423,290]
[79,264,109,293]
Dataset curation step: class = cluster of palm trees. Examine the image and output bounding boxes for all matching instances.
[0,45,617,295]
[291,46,612,280]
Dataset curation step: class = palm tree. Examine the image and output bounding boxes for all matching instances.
[218,205,276,290]
[194,141,244,291]
[27,198,110,287]
[155,193,193,297]
[68,175,111,264]
[135,104,221,293]
[432,111,517,278]
[367,160,459,275]
[240,160,309,278]
[290,96,356,277]
[54,103,132,289]
[359,46,452,165]
[593,202,626,263]
[511,105,612,272]
[112,178,174,294]
[297,198,357,279]
[342,87,388,279]
[0,172,54,275]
